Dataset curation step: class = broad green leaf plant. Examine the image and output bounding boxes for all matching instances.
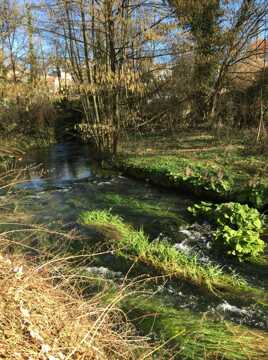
[188,202,265,261]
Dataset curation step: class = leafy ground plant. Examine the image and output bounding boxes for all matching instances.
[118,132,268,208]
[188,202,265,261]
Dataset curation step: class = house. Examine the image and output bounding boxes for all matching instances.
[253,38,268,61]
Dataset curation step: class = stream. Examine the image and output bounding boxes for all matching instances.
[8,143,268,332]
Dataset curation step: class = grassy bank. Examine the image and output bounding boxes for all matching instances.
[117,132,268,209]
[2,250,266,360]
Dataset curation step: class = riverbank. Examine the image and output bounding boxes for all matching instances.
[0,141,267,359]
[117,131,268,209]
[1,246,267,360]
[0,252,152,359]
[0,135,55,172]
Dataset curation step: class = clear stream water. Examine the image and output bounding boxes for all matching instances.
[12,143,268,331]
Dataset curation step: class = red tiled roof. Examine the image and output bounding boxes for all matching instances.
[253,39,268,55]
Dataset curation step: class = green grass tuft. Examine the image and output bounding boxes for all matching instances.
[79,210,268,305]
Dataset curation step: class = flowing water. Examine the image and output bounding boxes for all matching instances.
[7,143,268,332]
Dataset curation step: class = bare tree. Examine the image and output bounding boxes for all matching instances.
[169,0,268,126]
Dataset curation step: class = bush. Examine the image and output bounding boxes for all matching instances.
[0,81,56,141]
[188,202,265,261]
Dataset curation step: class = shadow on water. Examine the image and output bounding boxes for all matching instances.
[21,143,94,189]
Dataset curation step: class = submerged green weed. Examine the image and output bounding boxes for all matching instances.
[103,193,178,219]
[73,263,267,360]
[79,210,257,299]
[122,295,262,360]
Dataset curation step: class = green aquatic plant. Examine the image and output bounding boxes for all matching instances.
[122,295,262,360]
[188,202,265,261]
[73,268,267,360]
[79,210,266,301]
[103,193,176,219]
[187,201,214,218]
[79,210,225,291]
[214,226,264,260]
[238,182,268,209]
[214,202,262,231]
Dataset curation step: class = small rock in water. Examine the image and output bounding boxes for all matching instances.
[216,301,247,316]
[97,181,113,186]
[178,229,193,238]
[86,266,122,279]
[167,285,176,294]
[28,194,42,199]
[156,285,165,293]
[174,241,191,253]
[198,255,210,264]
[57,188,70,193]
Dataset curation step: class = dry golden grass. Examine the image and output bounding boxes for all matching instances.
[0,252,152,360]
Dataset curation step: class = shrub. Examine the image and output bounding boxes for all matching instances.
[0,81,56,141]
[188,202,265,261]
